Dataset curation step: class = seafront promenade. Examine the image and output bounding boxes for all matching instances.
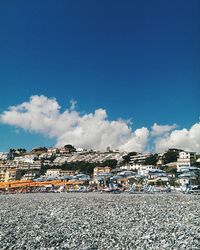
[1,192,199,250]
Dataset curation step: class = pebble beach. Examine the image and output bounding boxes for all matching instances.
[0,193,200,250]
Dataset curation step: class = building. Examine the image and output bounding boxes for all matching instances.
[177,166,200,186]
[177,151,196,171]
[0,169,6,182]
[138,165,158,176]
[17,161,41,170]
[129,153,151,165]
[147,169,168,182]
[93,166,112,178]
[45,169,62,178]
[60,170,75,176]
[21,170,40,180]
[121,164,158,175]
[47,147,59,154]
[13,154,38,164]
[0,152,9,161]
[45,169,76,178]
[0,168,21,182]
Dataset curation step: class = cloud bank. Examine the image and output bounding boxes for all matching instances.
[1,95,200,153]
[151,123,177,137]
[154,123,200,153]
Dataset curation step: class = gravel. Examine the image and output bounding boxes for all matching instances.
[0,193,200,250]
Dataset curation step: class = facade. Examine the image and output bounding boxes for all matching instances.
[0,168,20,182]
[121,164,158,175]
[45,169,62,177]
[21,170,40,180]
[60,170,75,176]
[138,165,158,176]
[13,154,38,164]
[177,151,196,171]
[47,147,59,154]
[129,153,151,165]
[17,161,41,169]
[45,169,76,178]
[0,152,9,161]
[0,169,6,182]
[147,169,169,182]
[93,166,112,177]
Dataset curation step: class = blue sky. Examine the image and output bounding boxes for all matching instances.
[0,0,199,152]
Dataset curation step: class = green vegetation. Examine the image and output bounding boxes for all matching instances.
[122,152,138,164]
[144,154,158,165]
[163,150,179,164]
[128,152,138,156]
[40,159,118,176]
[122,155,130,164]
[64,144,76,152]
[162,166,177,175]
[31,147,47,153]
[193,161,200,168]
[9,148,26,159]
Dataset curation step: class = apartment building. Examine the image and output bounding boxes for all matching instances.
[47,147,59,154]
[21,170,40,180]
[0,152,9,161]
[93,166,112,177]
[0,168,20,182]
[45,169,62,177]
[129,153,151,165]
[45,169,76,178]
[60,170,75,176]
[177,151,196,171]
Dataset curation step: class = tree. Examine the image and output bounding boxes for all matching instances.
[122,155,130,164]
[61,161,97,175]
[9,149,18,159]
[144,154,158,165]
[101,159,118,168]
[163,151,179,164]
[128,152,138,156]
[31,147,47,153]
[64,144,76,153]
[163,166,177,175]
[193,161,200,168]
[39,164,49,175]
[17,148,26,153]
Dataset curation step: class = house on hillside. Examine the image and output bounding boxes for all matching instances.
[177,151,196,171]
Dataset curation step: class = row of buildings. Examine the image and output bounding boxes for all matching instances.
[0,146,200,188]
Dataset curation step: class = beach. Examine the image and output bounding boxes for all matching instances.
[0,193,199,249]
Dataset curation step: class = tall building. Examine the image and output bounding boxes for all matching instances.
[177,151,196,171]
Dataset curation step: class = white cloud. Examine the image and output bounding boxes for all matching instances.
[1,95,199,153]
[155,122,200,153]
[0,95,149,152]
[69,99,77,111]
[151,123,177,136]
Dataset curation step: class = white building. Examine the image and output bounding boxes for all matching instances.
[53,156,68,165]
[121,164,158,175]
[21,170,40,180]
[13,154,38,164]
[138,165,158,176]
[45,169,76,178]
[45,169,62,178]
[0,152,9,161]
[177,151,196,171]
[47,147,59,154]
[129,153,151,165]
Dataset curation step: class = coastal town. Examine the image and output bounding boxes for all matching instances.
[0,145,200,193]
